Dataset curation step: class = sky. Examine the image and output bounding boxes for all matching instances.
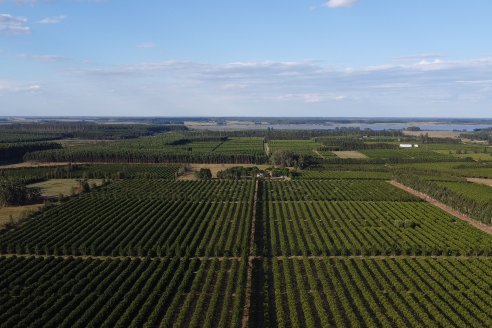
[1,0,492,117]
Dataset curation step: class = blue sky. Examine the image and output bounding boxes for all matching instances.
[1,0,492,117]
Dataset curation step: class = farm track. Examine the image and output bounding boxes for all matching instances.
[242,180,259,328]
[264,142,270,157]
[390,180,492,236]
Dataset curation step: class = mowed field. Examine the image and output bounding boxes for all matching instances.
[332,151,368,159]
[1,176,491,327]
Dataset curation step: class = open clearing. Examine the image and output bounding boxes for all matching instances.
[0,204,43,228]
[28,179,104,197]
[178,163,270,180]
[333,150,368,159]
[467,178,492,187]
[403,130,462,138]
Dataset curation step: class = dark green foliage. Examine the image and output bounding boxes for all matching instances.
[395,173,492,225]
[0,164,181,181]
[271,150,316,168]
[25,134,267,164]
[217,166,263,179]
[195,168,212,180]
[0,180,255,257]
[1,122,187,140]
[0,142,62,163]
[0,257,246,328]
[270,258,492,327]
[0,178,41,206]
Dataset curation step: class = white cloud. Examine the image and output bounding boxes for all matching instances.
[0,14,30,34]
[456,80,492,85]
[222,83,248,90]
[275,93,347,103]
[36,15,66,24]
[136,42,155,49]
[324,0,359,9]
[0,80,41,93]
[19,54,66,62]
[0,0,43,3]
[63,56,492,116]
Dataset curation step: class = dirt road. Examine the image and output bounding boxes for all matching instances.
[390,180,492,236]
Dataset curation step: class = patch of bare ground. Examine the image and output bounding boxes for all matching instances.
[389,180,492,236]
[264,142,270,156]
[333,151,368,159]
[28,179,103,198]
[241,179,259,328]
[467,178,492,187]
[0,204,43,229]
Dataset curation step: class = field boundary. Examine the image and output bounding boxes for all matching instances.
[241,179,259,328]
[313,149,325,159]
[390,180,492,235]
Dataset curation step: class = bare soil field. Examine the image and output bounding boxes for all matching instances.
[333,151,368,159]
[28,179,104,197]
[467,178,492,187]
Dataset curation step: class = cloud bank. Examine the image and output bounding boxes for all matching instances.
[36,15,66,24]
[0,14,30,34]
[3,56,492,117]
[325,0,359,9]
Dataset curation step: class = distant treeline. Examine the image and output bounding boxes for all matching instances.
[0,142,62,163]
[24,149,266,165]
[0,132,62,144]
[460,129,492,143]
[186,128,403,140]
[319,156,472,165]
[1,122,187,140]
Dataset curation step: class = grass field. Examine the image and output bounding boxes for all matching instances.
[332,151,368,159]
[402,130,462,138]
[28,179,103,197]
[0,204,43,228]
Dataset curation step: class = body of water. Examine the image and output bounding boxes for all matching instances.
[189,123,492,131]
